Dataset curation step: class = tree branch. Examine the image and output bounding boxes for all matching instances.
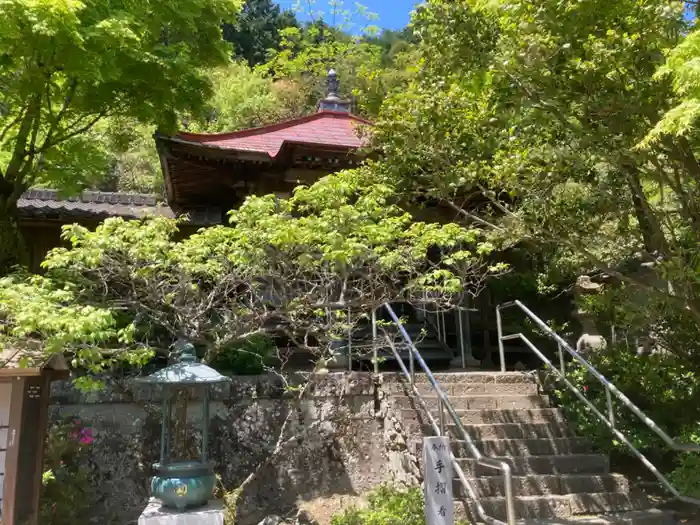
[0,105,28,146]
[4,94,41,185]
[36,110,106,153]
[443,198,504,231]
[44,78,78,140]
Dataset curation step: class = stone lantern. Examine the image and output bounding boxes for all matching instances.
[135,341,230,511]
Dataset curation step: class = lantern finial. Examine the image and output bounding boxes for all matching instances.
[174,339,197,363]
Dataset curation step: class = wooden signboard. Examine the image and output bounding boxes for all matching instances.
[0,354,69,525]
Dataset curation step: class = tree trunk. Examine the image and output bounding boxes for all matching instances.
[625,169,667,256]
[0,194,28,276]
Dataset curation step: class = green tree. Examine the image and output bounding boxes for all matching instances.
[95,118,165,195]
[222,0,299,67]
[187,61,309,132]
[0,0,243,275]
[261,23,417,118]
[262,24,381,112]
[364,0,700,362]
[93,61,310,195]
[0,168,497,388]
[363,28,417,66]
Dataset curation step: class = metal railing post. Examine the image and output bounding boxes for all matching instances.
[496,306,506,372]
[409,342,415,385]
[457,308,466,369]
[347,309,352,372]
[371,309,379,374]
[201,388,209,464]
[558,343,566,375]
[606,386,615,429]
[438,397,446,436]
[496,299,700,508]
[503,468,517,525]
[440,310,447,345]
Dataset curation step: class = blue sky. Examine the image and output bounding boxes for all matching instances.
[274,1,418,30]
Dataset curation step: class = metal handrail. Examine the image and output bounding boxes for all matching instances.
[381,303,517,525]
[497,299,700,506]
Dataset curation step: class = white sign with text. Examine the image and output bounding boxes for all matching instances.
[423,436,454,525]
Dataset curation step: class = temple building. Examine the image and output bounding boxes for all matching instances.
[19,70,369,271]
[17,71,490,371]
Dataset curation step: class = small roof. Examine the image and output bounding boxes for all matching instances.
[0,347,70,378]
[19,189,175,221]
[174,110,371,159]
[134,342,230,386]
[134,361,230,386]
[18,189,223,226]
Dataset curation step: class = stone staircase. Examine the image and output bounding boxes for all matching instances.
[390,371,676,525]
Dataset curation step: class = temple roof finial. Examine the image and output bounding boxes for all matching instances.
[318,69,351,113]
[327,69,339,97]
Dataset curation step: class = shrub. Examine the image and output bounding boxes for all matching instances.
[331,485,469,525]
[331,486,426,525]
[548,348,700,483]
[550,349,699,453]
[40,418,94,525]
[209,333,276,374]
[669,424,700,499]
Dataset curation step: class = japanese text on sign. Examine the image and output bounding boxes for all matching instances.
[423,436,453,525]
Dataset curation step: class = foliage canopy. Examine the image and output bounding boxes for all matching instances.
[0,0,243,273]
[362,0,700,363]
[0,168,498,388]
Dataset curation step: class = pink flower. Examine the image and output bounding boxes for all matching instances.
[583,385,589,393]
[79,428,94,445]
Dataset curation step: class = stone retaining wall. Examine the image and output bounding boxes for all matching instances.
[49,372,420,525]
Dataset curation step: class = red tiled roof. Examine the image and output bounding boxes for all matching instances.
[176,111,372,158]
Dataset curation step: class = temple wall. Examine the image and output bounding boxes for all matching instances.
[20,221,65,273]
[48,372,420,525]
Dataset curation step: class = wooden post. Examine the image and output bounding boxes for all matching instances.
[0,381,12,515]
[0,358,68,525]
[2,374,52,525]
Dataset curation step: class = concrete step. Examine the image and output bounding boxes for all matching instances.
[353,340,448,352]
[395,394,551,410]
[476,438,591,456]
[387,381,541,396]
[415,438,592,457]
[410,422,577,439]
[384,372,538,385]
[461,492,649,521]
[353,322,432,335]
[404,408,566,425]
[468,509,676,525]
[464,408,564,425]
[455,454,609,476]
[362,349,452,362]
[454,474,629,498]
